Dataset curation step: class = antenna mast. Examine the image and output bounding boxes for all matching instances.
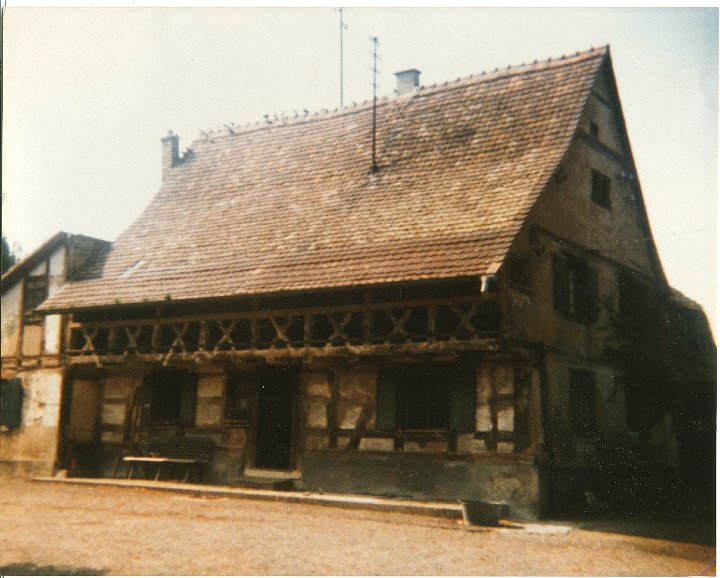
[371,36,379,174]
[339,8,345,108]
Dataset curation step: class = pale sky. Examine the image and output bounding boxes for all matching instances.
[2,7,718,333]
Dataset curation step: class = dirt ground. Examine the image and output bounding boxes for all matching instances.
[0,478,715,576]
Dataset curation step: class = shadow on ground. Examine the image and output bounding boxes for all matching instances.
[0,563,107,575]
[554,512,715,547]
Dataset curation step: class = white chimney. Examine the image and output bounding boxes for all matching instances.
[395,69,421,96]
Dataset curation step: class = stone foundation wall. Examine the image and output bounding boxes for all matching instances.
[301,451,540,519]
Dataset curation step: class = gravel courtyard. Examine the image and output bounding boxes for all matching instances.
[0,478,714,576]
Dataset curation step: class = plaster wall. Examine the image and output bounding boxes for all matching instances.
[1,283,21,359]
[44,247,68,355]
[0,368,63,476]
[497,70,673,481]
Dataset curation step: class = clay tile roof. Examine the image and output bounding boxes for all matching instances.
[41,46,608,312]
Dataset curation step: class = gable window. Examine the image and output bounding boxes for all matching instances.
[376,365,475,434]
[553,253,598,322]
[591,169,611,210]
[23,275,48,323]
[139,368,197,428]
[569,369,596,436]
[590,121,599,139]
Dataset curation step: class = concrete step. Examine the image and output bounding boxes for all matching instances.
[234,475,297,491]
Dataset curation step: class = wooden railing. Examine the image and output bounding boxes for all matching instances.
[65,295,503,361]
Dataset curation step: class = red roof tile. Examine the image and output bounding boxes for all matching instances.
[42,47,608,311]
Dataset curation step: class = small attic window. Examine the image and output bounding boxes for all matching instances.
[590,121,599,138]
[591,169,611,210]
[23,276,48,323]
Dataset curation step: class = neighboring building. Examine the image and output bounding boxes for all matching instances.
[1,232,110,476]
[1,46,714,517]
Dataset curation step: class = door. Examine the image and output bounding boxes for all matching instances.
[254,365,297,470]
[60,379,101,474]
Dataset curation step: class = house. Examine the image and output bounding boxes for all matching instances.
[1,46,714,518]
[1,232,110,475]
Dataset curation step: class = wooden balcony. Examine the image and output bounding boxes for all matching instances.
[65,295,503,364]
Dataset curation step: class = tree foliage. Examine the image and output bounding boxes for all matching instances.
[1,234,18,275]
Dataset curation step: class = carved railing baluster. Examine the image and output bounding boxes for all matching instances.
[427,306,437,343]
[250,318,258,350]
[450,303,479,340]
[303,314,312,349]
[80,325,99,354]
[328,312,353,346]
[169,322,189,353]
[198,320,207,351]
[124,325,142,354]
[270,316,292,348]
[150,323,160,354]
[362,310,372,345]
[107,326,118,354]
[214,319,237,352]
[386,308,413,342]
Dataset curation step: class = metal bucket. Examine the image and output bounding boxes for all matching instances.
[460,500,505,526]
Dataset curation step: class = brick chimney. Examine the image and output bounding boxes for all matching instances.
[395,69,421,96]
[161,130,180,181]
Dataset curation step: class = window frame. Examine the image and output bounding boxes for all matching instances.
[140,368,197,428]
[225,372,253,427]
[376,364,475,435]
[569,369,597,436]
[591,169,612,210]
[23,275,48,324]
[553,253,598,323]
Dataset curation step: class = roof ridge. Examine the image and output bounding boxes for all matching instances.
[189,45,609,146]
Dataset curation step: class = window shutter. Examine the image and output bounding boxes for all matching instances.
[375,371,397,431]
[589,268,599,321]
[449,370,476,432]
[0,378,24,428]
[553,254,570,314]
[179,375,197,427]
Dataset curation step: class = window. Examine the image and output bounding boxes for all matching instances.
[23,275,48,323]
[0,378,23,429]
[506,257,531,293]
[225,373,252,426]
[590,121,599,138]
[617,268,650,319]
[569,370,596,436]
[553,253,598,322]
[376,365,475,433]
[139,368,196,427]
[591,169,611,210]
[619,375,642,432]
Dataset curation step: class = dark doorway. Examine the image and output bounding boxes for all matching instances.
[254,365,296,470]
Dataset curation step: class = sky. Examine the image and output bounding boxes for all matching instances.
[2,7,718,333]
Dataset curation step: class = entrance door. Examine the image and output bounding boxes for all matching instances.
[254,365,296,470]
[60,379,101,474]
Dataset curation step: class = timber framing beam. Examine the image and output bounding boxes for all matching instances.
[65,296,504,364]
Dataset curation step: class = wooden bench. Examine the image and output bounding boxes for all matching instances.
[120,434,215,482]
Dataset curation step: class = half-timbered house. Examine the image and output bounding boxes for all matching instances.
[1,46,714,517]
